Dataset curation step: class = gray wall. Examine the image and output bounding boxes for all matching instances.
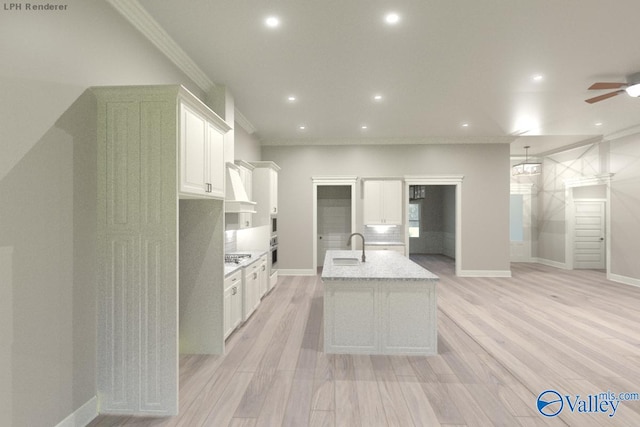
[263,143,511,273]
[0,2,202,425]
[610,133,640,280]
[533,144,604,265]
[234,124,262,161]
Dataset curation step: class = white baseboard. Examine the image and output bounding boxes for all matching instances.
[458,270,512,278]
[608,273,640,288]
[55,396,97,427]
[533,257,569,270]
[279,269,316,276]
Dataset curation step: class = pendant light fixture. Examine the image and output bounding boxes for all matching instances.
[512,145,541,176]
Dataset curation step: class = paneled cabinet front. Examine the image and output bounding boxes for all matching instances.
[95,87,179,415]
[179,102,226,199]
[224,270,243,339]
[363,180,403,225]
[94,85,230,416]
[258,255,268,297]
[243,260,261,321]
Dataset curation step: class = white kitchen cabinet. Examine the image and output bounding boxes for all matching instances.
[243,259,261,321]
[179,101,228,199]
[365,244,405,256]
[258,254,268,298]
[94,85,229,416]
[250,161,280,225]
[224,270,243,339]
[363,180,403,225]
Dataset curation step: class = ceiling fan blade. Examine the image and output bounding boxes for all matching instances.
[585,90,625,104]
[588,82,627,90]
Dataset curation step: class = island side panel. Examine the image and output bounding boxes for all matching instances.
[324,279,437,356]
[324,281,378,354]
[380,280,437,355]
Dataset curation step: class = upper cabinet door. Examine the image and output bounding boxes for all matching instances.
[180,103,208,196]
[363,180,403,225]
[207,122,225,198]
[382,180,403,225]
[270,168,278,214]
[179,102,227,199]
[363,180,384,224]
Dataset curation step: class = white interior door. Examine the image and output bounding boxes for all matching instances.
[573,201,605,269]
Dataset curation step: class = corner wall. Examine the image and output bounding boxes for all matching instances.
[609,133,640,281]
[0,2,203,425]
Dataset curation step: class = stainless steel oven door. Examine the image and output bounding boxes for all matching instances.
[270,245,278,272]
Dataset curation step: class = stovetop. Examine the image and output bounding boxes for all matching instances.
[225,253,252,264]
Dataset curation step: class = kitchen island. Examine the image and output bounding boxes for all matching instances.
[321,250,439,355]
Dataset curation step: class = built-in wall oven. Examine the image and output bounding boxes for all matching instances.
[271,215,277,236]
[269,235,278,273]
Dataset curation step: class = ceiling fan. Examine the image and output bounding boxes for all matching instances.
[585,72,640,104]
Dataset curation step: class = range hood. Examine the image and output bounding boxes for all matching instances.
[225,162,257,213]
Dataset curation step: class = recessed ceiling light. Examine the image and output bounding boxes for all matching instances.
[361,125,368,130]
[532,74,544,82]
[385,12,400,25]
[595,122,603,126]
[265,16,280,28]
[462,123,469,127]
[287,95,296,102]
[373,94,383,101]
[298,125,306,130]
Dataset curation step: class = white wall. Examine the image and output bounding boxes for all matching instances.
[0,2,203,425]
[263,142,510,273]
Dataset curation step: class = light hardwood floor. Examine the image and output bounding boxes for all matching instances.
[89,256,640,426]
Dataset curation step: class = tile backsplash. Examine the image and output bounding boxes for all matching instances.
[225,230,237,253]
[363,225,404,243]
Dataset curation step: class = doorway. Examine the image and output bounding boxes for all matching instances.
[312,177,357,272]
[408,185,456,259]
[509,183,534,262]
[404,176,463,276]
[564,175,612,273]
[317,186,352,266]
[572,200,605,269]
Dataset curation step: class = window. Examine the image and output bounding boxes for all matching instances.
[510,194,524,241]
[408,202,420,238]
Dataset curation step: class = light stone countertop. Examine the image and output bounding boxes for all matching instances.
[224,250,269,277]
[321,250,439,281]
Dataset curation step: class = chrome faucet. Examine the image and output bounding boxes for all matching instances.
[347,232,366,262]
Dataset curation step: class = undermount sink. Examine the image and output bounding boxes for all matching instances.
[332,257,360,266]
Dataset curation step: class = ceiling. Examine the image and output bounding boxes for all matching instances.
[136,0,640,155]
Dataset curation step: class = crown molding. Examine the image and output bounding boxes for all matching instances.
[604,123,640,141]
[107,0,214,92]
[234,108,256,134]
[106,0,257,135]
[260,136,516,146]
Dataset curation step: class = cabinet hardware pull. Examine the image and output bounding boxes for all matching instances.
[262,266,266,271]
[253,273,258,279]
[232,287,237,295]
